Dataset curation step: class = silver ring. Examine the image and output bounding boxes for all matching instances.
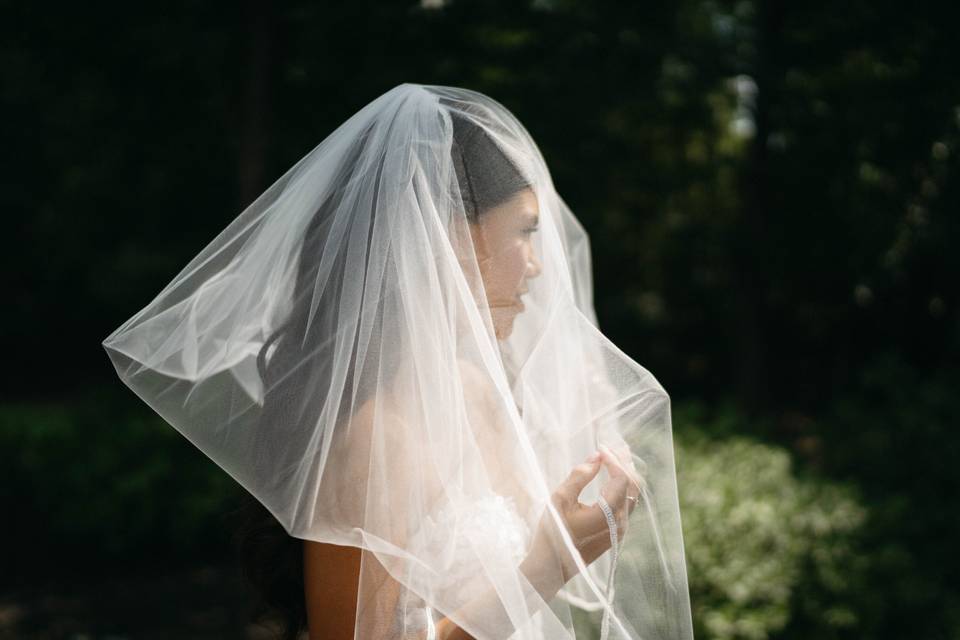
[626,495,639,504]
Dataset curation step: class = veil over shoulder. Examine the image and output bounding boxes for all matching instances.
[102,83,694,639]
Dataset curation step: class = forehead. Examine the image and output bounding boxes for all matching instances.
[481,189,539,225]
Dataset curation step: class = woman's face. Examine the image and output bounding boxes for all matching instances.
[468,188,542,340]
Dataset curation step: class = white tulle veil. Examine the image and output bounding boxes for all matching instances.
[102,83,694,639]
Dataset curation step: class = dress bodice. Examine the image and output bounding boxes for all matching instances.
[397,491,546,639]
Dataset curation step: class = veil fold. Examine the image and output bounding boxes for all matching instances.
[102,83,694,640]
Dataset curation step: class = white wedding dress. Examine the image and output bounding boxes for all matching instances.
[397,492,547,639]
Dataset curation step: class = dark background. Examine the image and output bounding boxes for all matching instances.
[3,0,958,638]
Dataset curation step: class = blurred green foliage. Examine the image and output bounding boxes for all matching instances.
[674,410,867,640]
[0,389,242,581]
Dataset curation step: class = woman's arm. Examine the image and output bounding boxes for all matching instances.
[304,540,477,640]
[303,540,362,639]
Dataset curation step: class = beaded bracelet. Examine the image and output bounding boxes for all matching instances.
[596,495,622,640]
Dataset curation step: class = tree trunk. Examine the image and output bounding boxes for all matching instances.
[238,0,276,209]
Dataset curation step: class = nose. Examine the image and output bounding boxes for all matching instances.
[525,246,542,279]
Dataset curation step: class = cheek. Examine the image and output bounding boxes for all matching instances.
[491,242,528,292]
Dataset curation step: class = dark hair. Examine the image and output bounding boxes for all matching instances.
[232,107,529,639]
[450,109,531,221]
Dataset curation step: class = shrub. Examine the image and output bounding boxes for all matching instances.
[671,405,867,640]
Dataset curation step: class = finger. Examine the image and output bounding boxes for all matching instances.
[619,446,642,478]
[599,464,631,509]
[609,442,632,465]
[556,453,602,505]
[599,447,642,520]
[623,450,648,490]
[601,444,644,493]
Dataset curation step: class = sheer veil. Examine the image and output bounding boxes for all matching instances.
[102,83,694,639]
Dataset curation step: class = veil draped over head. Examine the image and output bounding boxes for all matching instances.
[102,83,694,639]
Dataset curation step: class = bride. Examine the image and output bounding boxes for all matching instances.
[102,83,693,639]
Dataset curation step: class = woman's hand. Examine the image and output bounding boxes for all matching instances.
[435,445,646,639]
[522,444,645,591]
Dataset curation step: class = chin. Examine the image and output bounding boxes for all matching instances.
[493,312,520,341]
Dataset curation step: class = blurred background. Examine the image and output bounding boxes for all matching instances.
[3,0,958,638]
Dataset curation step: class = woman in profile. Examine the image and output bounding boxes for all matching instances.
[104,84,693,640]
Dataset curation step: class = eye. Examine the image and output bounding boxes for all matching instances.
[522,225,539,236]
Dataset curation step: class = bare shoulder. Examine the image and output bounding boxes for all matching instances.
[331,392,411,457]
[456,357,500,405]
